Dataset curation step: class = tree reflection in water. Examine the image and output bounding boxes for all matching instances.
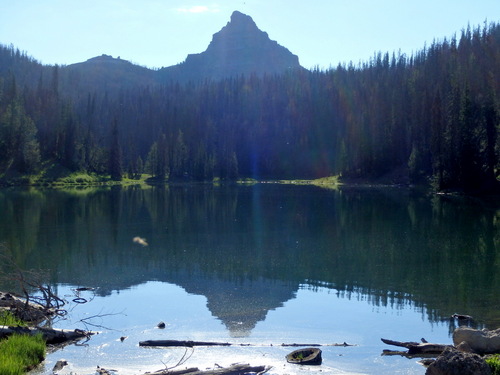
[0,184,499,335]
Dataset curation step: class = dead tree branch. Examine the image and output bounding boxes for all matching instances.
[139,339,355,348]
[0,325,93,344]
[381,338,453,357]
[145,363,271,375]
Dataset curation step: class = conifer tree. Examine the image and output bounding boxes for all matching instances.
[109,118,122,181]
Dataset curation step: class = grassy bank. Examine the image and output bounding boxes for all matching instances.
[0,334,45,375]
[247,175,340,189]
[0,311,46,374]
[0,162,152,188]
[1,163,342,189]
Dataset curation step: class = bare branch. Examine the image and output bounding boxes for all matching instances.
[77,309,126,331]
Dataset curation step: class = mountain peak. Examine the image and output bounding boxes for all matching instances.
[171,10,301,81]
[230,10,256,27]
[69,11,303,85]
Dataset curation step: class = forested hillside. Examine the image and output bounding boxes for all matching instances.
[0,23,499,193]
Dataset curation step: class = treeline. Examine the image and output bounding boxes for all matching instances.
[0,23,499,192]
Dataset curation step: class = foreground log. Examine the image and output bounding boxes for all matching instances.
[0,325,92,344]
[145,363,271,375]
[140,339,354,348]
[0,291,56,323]
[381,338,453,357]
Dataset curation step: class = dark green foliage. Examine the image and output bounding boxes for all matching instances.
[486,355,500,375]
[0,310,25,327]
[145,133,169,181]
[108,119,122,181]
[0,22,499,192]
[0,97,40,174]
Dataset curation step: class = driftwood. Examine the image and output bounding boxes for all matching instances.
[139,339,354,348]
[0,325,93,344]
[0,291,57,323]
[145,363,271,375]
[381,338,453,357]
[140,340,232,347]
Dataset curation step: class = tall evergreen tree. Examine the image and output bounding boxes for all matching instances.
[109,118,122,181]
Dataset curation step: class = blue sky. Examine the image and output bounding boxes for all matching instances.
[1,0,499,70]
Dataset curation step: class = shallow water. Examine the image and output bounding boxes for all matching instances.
[30,281,449,375]
[0,184,498,374]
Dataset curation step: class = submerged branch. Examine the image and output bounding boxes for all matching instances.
[139,339,355,348]
[145,363,271,375]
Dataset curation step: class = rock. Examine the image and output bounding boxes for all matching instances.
[52,359,68,372]
[453,327,500,354]
[419,358,435,367]
[157,321,166,329]
[452,313,473,320]
[425,347,491,375]
[285,347,322,365]
[456,341,473,353]
[96,366,116,375]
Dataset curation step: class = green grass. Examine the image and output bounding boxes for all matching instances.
[264,175,341,188]
[237,177,258,184]
[0,159,153,187]
[486,354,500,375]
[0,334,45,375]
[0,310,26,327]
[33,170,152,187]
[311,175,340,187]
[0,311,45,374]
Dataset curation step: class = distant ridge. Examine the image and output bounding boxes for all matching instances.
[65,54,156,92]
[64,11,303,90]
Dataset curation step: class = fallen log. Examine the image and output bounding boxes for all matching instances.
[382,349,444,359]
[0,291,56,323]
[147,368,199,375]
[381,338,421,349]
[139,339,354,348]
[140,340,232,347]
[145,363,271,375]
[281,342,354,347]
[381,338,452,356]
[0,325,93,344]
[407,343,453,355]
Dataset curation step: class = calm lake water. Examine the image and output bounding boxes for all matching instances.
[1,184,499,374]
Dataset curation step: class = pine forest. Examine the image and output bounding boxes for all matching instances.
[0,23,499,194]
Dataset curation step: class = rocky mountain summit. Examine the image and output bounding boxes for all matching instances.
[161,11,302,81]
[64,11,302,90]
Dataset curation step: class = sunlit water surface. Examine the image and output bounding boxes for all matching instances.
[32,282,449,375]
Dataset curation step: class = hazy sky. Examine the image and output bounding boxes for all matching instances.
[1,0,499,70]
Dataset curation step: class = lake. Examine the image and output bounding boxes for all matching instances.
[0,184,499,374]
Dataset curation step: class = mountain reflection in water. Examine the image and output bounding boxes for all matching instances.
[0,184,499,335]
